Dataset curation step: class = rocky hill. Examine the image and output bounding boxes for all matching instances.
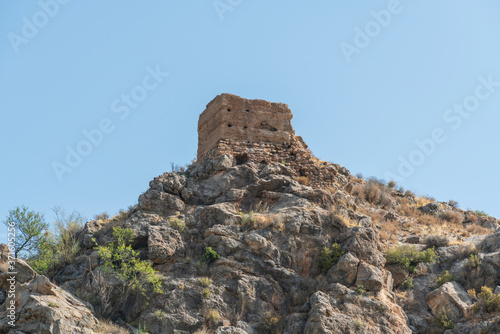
[1,95,500,334]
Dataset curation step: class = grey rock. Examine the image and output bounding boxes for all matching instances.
[148,225,184,263]
[425,281,471,321]
[327,252,359,286]
[355,262,385,291]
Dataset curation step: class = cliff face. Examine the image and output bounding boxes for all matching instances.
[2,96,500,333]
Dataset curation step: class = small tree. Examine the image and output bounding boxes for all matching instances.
[28,207,83,275]
[3,206,49,258]
[90,227,162,318]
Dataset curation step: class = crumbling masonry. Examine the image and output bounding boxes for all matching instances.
[197,94,349,188]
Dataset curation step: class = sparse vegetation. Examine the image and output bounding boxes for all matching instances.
[424,235,449,248]
[96,320,129,334]
[318,243,345,273]
[295,176,310,186]
[401,277,414,290]
[355,285,369,297]
[94,212,110,221]
[434,310,455,330]
[90,227,162,318]
[201,247,220,264]
[169,217,186,232]
[203,288,210,298]
[472,286,500,314]
[205,309,220,325]
[48,301,58,308]
[475,210,488,217]
[153,309,167,320]
[137,323,150,334]
[441,211,464,225]
[257,313,284,334]
[385,245,438,273]
[3,205,49,258]
[28,208,83,276]
[466,254,481,269]
[436,271,456,287]
[198,277,213,287]
[350,178,393,209]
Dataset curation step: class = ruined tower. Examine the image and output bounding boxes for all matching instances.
[197,94,347,188]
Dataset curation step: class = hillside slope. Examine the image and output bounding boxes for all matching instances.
[2,152,500,333]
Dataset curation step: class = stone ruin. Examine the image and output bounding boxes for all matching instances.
[197,93,349,188]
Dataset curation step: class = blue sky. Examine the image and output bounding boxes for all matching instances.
[1,0,499,241]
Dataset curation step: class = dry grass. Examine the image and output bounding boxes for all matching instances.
[350,179,393,209]
[466,224,490,235]
[241,211,285,231]
[441,211,464,225]
[295,176,310,186]
[96,320,129,334]
[333,213,358,227]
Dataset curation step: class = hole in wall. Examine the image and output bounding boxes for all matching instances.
[235,153,248,165]
[245,109,250,112]
[244,126,247,129]
[228,124,232,127]
[227,108,231,112]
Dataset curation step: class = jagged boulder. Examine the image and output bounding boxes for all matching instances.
[327,252,359,286]
[425,281,472,321]
[0,244,98,334]
[148,225,184,263]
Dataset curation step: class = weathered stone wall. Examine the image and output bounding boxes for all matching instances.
[197,94,349,188]
[197,94,294,160]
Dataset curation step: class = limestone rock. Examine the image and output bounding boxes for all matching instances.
[425,281,472,321]
[148,225,184,263]
[0,244,98,334]
[327,252,359,286]
[355,262,385,292]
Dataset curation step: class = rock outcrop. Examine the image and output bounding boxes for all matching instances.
[6,95,500,333]
[0,244,98,334]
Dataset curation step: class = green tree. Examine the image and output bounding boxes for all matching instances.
[91,227,162,317]
[28,207,83,275]
[3,206,49,258]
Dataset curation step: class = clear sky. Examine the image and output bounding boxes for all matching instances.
[1,0,499,241]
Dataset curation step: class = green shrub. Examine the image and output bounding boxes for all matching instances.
[93,227,162,317]
[388,181,396,189]
[355,285,369,297]
[436,271,456,287]
[487,294,500,313]
[153,309,167,320]
[401,277,414,290]
[169,217,186,232]
[434,310,455,330]
[28,208,83,276]
[137,324,150,334]
[472,286,500,314]
[203,288,210,299]
[205,309,220,325]
[241,211,256,227]
[385,245,438,272]
[475,210,488,217]
[466,254,481,269]
[424,235,449,248]
[318,244,345,273]
[201,247,220,264]
[257,313,284,334]
[478,286,493,301]
[198,277,213,287]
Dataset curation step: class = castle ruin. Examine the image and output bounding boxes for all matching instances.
[197,94,347,188]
